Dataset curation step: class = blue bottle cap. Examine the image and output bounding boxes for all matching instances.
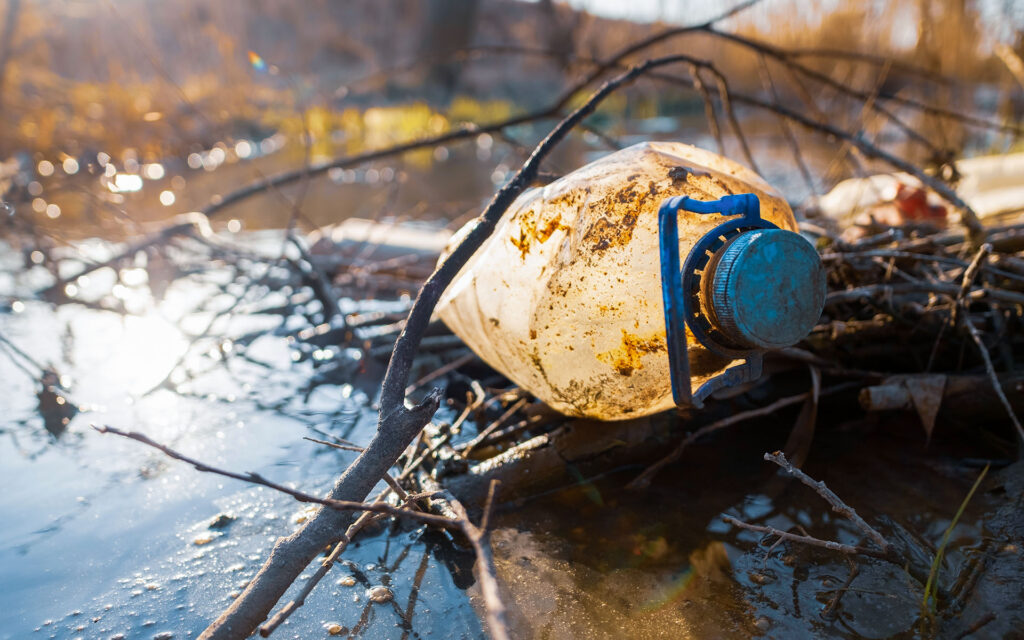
[705,229,826,350]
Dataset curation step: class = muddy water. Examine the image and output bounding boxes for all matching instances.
[487,426,1011,640]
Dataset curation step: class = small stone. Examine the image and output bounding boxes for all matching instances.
[208,514,235,529]
[755,616,771,632]
[145,583,160,590]
[366,586,393,604]
[154,633,174,640]
[325,623,345,636]
[336,576,356,587]
[193,533,218,546]
[748,571,774,585]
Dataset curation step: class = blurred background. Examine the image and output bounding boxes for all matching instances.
[1,0,1023,238]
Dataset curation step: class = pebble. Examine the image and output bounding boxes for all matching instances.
[208,514,235,529]
[366,586,394,604]
[336,575,356,587]
[325,623,345,636]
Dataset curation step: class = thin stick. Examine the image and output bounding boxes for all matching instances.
[764,451,890,552]
[303,436,365,453]
[964,315,1024,444]
[449,480,508,640]
[690,64,725,154]
[405,352,476,395]
[826,281,1024,307]
[259,508,385,636]
[721,516,889,559]
[822,558,860,619]
[93,425,460,531]
[461,398,529,456]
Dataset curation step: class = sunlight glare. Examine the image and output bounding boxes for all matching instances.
[109,174,144,193]
[119,313,190,393]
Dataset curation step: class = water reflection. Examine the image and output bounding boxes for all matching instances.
[36,369,78,439]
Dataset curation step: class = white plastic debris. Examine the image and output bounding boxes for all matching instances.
[436,142,800,420]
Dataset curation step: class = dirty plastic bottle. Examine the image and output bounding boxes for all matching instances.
[435,141,825,420]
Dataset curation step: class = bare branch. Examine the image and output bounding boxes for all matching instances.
[764,451,890,552]
[722,515,889,559]
[92,424,460,530]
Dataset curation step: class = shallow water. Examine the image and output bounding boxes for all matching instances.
[1,118,1019,638]
[0,236,484,639]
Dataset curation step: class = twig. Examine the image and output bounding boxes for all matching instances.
[964,315,1024,445]
[690,64,724,154]
[757,54,816,197]
[405,352,476,395]
[92,425,459,530]
[822,558,860,619]
[258,508,385,637]
[721,516,889,559]
[764,451,890,552]
[448,480,508,640]
[951,244,992,327]
[826,281,1024,307]
[954,613,997,639]
[461,398,529,456]
[303,436,365,453]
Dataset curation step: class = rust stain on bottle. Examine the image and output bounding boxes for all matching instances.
[510,207,569,259]
[596,329,666,376]
[583,181,660,251]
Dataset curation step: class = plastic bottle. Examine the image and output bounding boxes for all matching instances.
[435,141,825,420]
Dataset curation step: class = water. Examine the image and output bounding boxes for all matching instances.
[0,235,486,638]
[1,118,1018,638]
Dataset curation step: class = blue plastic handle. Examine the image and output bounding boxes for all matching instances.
[658,194,775,410]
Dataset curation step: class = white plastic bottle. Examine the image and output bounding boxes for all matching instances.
[435,141,823,420]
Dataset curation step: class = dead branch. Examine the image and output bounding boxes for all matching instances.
[92,425,459,530]
[258,509,385,636]
[764,451,890,552]
[721,516,889,559]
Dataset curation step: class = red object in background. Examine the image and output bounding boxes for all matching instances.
[895,183,947,223]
